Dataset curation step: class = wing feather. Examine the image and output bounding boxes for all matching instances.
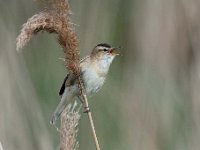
[59,56,89,96]
[59,74,69,96]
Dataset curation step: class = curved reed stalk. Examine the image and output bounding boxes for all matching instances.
[16,0,100,150]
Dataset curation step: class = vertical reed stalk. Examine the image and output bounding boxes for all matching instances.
[78,77,100,150]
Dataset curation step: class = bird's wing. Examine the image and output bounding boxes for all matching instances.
[59,56,89,96]
[59,74,69,96]
[59,72,79,96]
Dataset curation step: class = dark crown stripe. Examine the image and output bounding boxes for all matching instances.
[96,43,111,48]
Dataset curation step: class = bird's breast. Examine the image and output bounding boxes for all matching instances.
[82,66,106,96]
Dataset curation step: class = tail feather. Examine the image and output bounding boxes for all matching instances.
[50,89,73,125]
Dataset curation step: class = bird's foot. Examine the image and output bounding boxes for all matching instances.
[83,106,90,113]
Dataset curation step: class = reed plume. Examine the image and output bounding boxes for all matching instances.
[16,0,100,149]
[16,0,80,74]
[60,102,80,150]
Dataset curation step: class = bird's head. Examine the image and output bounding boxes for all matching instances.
[91,43,119,64]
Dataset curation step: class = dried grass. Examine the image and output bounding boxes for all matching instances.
[16,0,80,74]
[16,0,100,149]
[60,102,80,150]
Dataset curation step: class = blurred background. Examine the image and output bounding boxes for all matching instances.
[1,0,200,149]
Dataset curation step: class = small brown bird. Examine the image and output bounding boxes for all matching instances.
[50,43,119,125]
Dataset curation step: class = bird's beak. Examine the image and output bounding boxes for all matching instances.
[109,47,120,56]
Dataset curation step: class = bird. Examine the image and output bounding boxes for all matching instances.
[50,43,119,125]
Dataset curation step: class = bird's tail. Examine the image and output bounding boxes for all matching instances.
[50,90,74,125]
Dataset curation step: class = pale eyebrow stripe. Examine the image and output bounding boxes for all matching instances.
[97,46,109,50]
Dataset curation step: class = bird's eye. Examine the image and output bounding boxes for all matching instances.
[103,49,107,52]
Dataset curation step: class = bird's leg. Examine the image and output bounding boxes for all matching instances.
[83,106,90,113]
[78,95,90,113]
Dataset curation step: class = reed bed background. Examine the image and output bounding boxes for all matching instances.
[1,0,200,150]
